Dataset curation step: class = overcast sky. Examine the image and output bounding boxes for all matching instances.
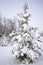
[0,0,43,31]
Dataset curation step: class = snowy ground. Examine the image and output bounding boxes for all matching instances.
[0,46,43,65]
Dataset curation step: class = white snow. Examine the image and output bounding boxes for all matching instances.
[21,46,27,54]
[9,31,15,36]
[0,35,9,46]
[0,46,43,65]
[23,13,29,17]
[22,23,28,31]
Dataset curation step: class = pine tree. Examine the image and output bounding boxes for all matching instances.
[9,1,43,64]
[18,2,31,32]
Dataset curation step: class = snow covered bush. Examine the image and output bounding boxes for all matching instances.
[10,2,43,64]
[0,35,9,46]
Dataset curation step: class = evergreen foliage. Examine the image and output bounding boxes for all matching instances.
[9,1,43,64]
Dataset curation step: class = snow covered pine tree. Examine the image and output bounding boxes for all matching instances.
[9,2,43,64]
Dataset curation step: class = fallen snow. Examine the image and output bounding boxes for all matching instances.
[0,46,43,65]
